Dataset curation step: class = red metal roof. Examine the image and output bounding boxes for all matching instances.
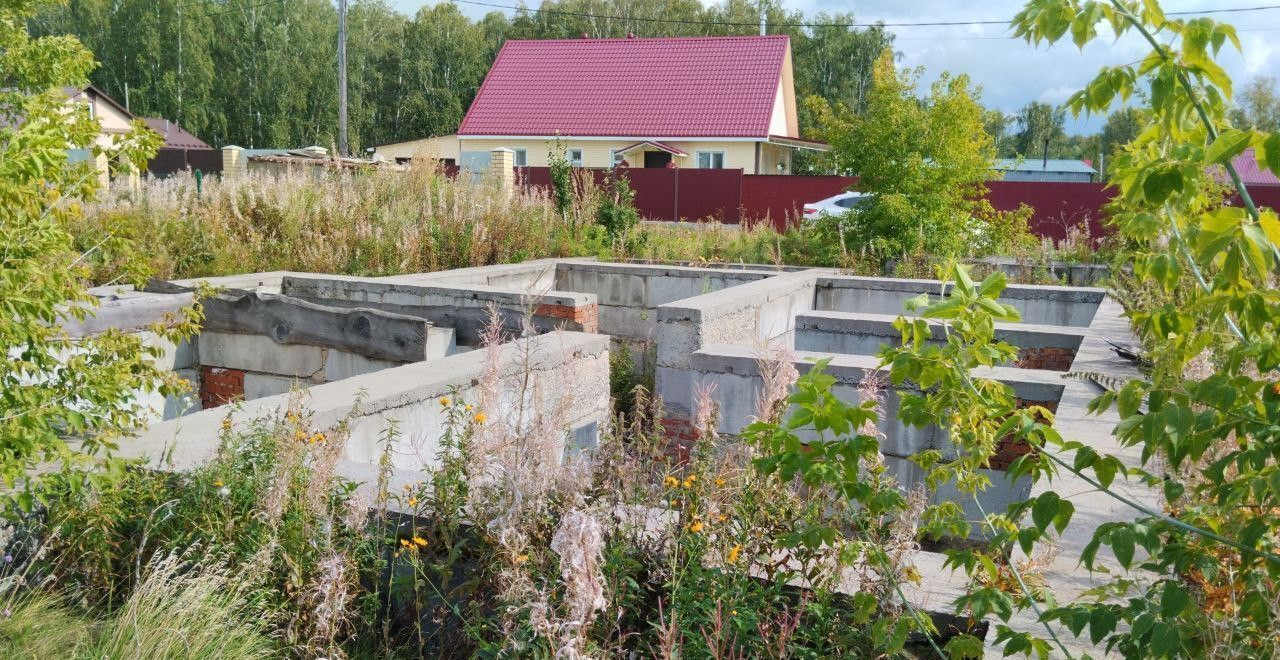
[1232,148,1280,186]
[458,35,790,139]
[141,117,212,150]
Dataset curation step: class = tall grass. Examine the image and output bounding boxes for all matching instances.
[0,554,275,660]
[74,165,606,281]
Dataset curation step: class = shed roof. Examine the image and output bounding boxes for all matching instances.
[458,35,791,139]
[993,158,1097,174]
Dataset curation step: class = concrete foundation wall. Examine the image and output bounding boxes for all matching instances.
[122,331,611,473]
[553,260,774,340]
[794,311,1086,370]
[813,276,1105,327]
[280,275,598,343]
[684,345,1062,534]
[654,269,822,419]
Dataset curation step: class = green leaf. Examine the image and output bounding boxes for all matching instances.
[1031,491,1060,532]
[1109,526,1135,568]
[1205,128,1253,165]
[1159,580,1189,618]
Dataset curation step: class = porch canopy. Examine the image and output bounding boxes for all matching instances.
[614,140,689,157]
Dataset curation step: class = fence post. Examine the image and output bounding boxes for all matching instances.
[490,148,514,196]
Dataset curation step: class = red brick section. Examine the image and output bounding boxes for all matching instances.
[988,398,1059,471]
[660,417,698,463]
[535,302,599,333]
[1015,346,1077,371]
[199,366,244,409]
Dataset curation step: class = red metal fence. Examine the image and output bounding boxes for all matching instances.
[515,166,1280,240]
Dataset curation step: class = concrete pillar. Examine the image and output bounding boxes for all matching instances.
[490,148,514,196]
[222,145,247,180]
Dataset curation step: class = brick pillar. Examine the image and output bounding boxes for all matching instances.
[490,148,514,196]
[199,366,245,408]
[222,145,247,180]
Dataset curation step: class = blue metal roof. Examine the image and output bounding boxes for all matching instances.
[993,158,1097,173]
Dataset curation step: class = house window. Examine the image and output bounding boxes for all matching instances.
[568,149,583,166]
[610,149,624,167]
[696,151,725,169]
[512,148,527,167]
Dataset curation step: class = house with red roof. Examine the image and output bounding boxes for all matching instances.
[378,35,824,174]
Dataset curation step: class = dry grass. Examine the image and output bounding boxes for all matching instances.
[76,165,600,281]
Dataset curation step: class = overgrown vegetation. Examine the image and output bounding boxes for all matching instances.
[808,50,1035,263]
[0,0,200,507]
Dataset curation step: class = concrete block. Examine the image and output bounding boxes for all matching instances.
[244,372,307,400]
[197,331,326,378]
[138,331,198,371]
[323,349,403,381]
[427,326,457,358]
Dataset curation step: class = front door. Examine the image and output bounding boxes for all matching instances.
[643,151,672,168]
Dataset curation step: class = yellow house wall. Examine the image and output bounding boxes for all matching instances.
[457,138,765,172]
[374,134,461,161]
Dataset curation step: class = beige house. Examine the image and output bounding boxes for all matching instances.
[380,35,824,174]
[64,85,138,187]
[373,134,461,165]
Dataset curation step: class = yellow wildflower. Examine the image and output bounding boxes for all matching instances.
[474,412,487,424]
[714,477,726,488]
[727,544,742,564]
[901,565,922,586]
[213,479,224,487]
[399,539,412,548]
[688,521,704,533]
[407,496,418,507]
[221,418,232,431]
[439,396,450,407]
[515,553,530,564]
[663,475,679,488]
[412,536,428,547]
[717,514,727,523]
[465,404,473,412]
[682,475,696,489]
[294,429,306,441]
[309,432,325,444]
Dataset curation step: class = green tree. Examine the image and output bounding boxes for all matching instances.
[808,50,999,259]
[1012,100,1067,158]
[1,0,199,507]
[1229,75,1280,130]
[1099,106,1146,173]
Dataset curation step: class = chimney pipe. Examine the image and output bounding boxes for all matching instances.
[1041,137,1049,170]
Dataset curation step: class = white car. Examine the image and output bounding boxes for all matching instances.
[802,192,871,221]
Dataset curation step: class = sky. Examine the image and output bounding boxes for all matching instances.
[388,0,1280,134]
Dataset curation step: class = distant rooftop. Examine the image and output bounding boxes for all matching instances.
[993,158,1098,174]
[141,117,211,150]
[1224,148,1280,186]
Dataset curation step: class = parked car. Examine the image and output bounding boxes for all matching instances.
[802,192,871,221]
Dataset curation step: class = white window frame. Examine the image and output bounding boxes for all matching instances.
[610,149,624,167]
[512,148,527,167]
[568,148,584,166]
[696,151,725,169]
